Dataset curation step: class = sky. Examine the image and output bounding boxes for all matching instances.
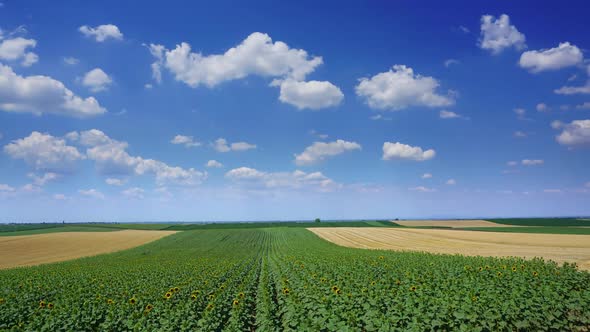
[0,0,589,222]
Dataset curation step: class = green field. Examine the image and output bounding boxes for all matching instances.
[488,218,590,227]
[1,228,589,331]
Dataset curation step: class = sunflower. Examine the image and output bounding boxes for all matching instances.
[320,277,327,283]
[129,297,137,305]
[145,304,154,312]
[512,266,517,272]
[206,303,214,310]
[238,292,245,298]
[471,296,478,302]
[47,303,54,309]
[478,267,483,272]
[39,300,46,308]
[219,285,225,290]
[497,272,503,277]
[335,289,342,295]
[409,285,417,292]
[190,294,197,300]
[532,271,539,277]
[378,256,384,260]
[395,279,401,285]
[0,298,4,305]
[282,288,290,295]
[232,299,239,306]
[370,281,376,286]
[107,299,114,305]
[169,288,175,293]
[164,292,172,299]
[173,287,180,292]
[208,294,215,300]
[331,285,339,292]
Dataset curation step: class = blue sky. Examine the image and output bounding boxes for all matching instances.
[1,0,589,222]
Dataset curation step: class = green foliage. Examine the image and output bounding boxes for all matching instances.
[488,218,590,227]
[315,218,321,223]
[0,226,118,237]
[0,228,589,331]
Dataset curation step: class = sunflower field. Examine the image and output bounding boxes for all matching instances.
[0,228,589,331]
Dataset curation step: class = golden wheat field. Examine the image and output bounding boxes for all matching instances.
[309,227,590,270]
[0,230,176,269]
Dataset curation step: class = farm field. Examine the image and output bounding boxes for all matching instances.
[309,227,590,270]
[0,230,176,269]
[393,219,517,228]
[0,227,589,331]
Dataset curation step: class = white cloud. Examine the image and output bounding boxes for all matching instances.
[122,187,145,199]
[225,167,340,191]
[0,64,107,117]
[507,161,518,166]
[458,26,470,34]
[521,159,544,166]
[150,32,322,87]
[422,173,432,179]
[519,42,583,73]
[439,110,461,119]
[294,139,361,165]
[4,132,84,171]
[79,188,105,199]
[0,184,15,192]
[0,36,38,66]
[53,193,67,200]
[514,131,527,138]
[543,189,562,194]
[206,160,223,168]
[149,32,340,110]
[555,82,590,95]
[355,65,454,111]
[63,57,79,65]
[536,103,550,112]
[409,186,436,193]
[27,172,59,186]
[553,119,590,146]
[79,24,123,42]
[479,14,526,54]
[575,102,590,110]
[68,129,207,186]
[369,114,391,121]
[105,178,126,186]
[444,59,460,68]
[446,179,456,185]
[170,135,201,148]
[82,68,112,92]
[514,108,528,120]
[275,79,343,110]
[382,142,435,161]
[213,138,256,152]
[144,83,153,89]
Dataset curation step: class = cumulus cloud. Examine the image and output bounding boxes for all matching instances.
[446,179,456,185]
[355,65,454,111]
[206,160,223,168]
[79,188,105,199]
[82,68,112,92]
[521,159,544,166]
[122,187,145,199]
[422,173,432,179]
[213,138,256,152]
[519,42,583,73]
[3,132,84,171]
[148,32,340,110]
[79,24,123,42]
[514,108,529,120]
[105,178,126,186]
[63,57,79,65]
[382,142,435,161]
[439,110,461,119]
[536,103,550,112]
[0,64,107,117]
[514,131,527,138]
[555,82,590,95]
[68,129,207,186]
[170,135,201,148]
[0,36,38,66]
[479,14,526,54]
[0,184,15,192]
[552,119,590,146]
[409,186,436,193]
[507,161,518,166]
[575,102,590,110]
[225,167,340,191]
[275,79,343,110]
[294,139,361,166]
[27,172,59,186]
[444,59,460,68]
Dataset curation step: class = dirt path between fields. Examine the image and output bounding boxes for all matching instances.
[0,230,176,269]
[309,227,590,270]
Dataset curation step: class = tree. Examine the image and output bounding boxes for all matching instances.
[315,218,321,223]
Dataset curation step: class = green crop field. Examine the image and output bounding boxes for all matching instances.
[1,228,589,331]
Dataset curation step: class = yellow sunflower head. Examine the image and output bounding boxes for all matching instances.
[164,292,172,299]
[282,288,290,295]
[173,287,180,292]
[129,297,137,305]
[47,303,54,309]
[190,294,197,300]
[39,300,46,308]
[232,299,239,306]
[107,299,114,305]
[410,286,417,292]
[145,304,154,311]
[238,292,245,298]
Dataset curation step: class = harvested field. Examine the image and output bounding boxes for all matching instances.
[309,227,590,270]
[0,230,176,269]
[394,219,513,228]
